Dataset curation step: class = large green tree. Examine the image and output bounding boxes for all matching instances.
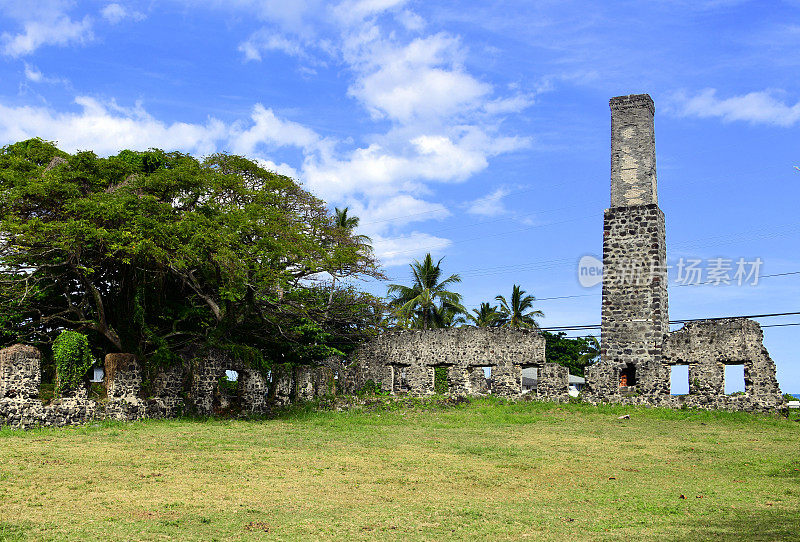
[387,253,465,330]
[0,138,382,374]
[495,284,544,329]
[542,331,600,377]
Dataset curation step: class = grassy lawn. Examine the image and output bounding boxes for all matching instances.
[1,399,799,541]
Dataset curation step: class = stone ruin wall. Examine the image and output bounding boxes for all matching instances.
[339,327,568,400]
[0,345,337,429]
[584,93,785,412]
[0,345,97,429]
[586,318,785,412]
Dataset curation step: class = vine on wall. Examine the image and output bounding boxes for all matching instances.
[52,330,93,396]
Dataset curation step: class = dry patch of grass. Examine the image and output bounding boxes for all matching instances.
[1,399,799,541]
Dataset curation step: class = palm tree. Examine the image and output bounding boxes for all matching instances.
[326,207,373,318]
[387,254,465,330]
[468,302,502,327]
[436,303,468,328]
[495,284,544,329]
[334,207,372,247]
[578,335,601,366]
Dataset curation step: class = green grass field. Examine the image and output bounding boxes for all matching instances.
[1,399,799,541]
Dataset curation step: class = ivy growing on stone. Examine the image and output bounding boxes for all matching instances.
[52,330,93,396]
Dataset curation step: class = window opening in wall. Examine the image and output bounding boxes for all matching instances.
[389,366,409,394]
[217,370,241,412]
[521,366,537,392]
[670,365,689,395]
[619,363,636,387]
[725,365,745,395]
[433,366,448,394]
[472,366,492,393]
[90,366,104,383]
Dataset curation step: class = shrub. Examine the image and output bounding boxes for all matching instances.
[52,330,93,396]
[434,367,448,394]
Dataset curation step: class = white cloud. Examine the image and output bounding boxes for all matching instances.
[22,63,68,85]
[332,0,407,24]
[467,187,512,217]
[0,97,227,156]
[229,104,322,155]
[484,93,536,115]
[238,30,308,61]
[670,88,800,127]
[2,0,538,268]
[344,194,450,235]
[371,231,452,267]
[101,3,145,24]
[348,33,492,125]
[397,9,424,31]
[23,63,44,83]
[2,12,93,57]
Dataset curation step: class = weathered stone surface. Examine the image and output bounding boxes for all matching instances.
[147,364,185,417]
[0,385,97,429]
[537,363,569,398]
[599,98,669,396]
[610,94,657,207]
[0,344,41,399]
[348,327,546,397]
[104,353,147,421]
[663,318,784,410]
[105,354,141,399]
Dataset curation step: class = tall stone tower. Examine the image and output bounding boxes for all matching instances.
[596,94,669,396]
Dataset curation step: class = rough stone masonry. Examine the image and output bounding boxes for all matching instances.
[585,94,785,412]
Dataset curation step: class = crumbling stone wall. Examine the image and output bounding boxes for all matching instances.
[0,345,97,429]
[148,364,185,418]
[190,350,334,414]
[537,363,570,398]
[105,353,147,421]
[347,327,547,398]
[0,344,41,399]
[191,349,271,415]
[662,318,783,410]
[295,365,336,401]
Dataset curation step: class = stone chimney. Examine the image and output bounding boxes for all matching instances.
[610,94,657,207]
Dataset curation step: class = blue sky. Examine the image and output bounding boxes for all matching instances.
[1,0,798,390]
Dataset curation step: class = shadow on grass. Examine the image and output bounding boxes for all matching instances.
[677,507,800,541]
[0,521,29,542]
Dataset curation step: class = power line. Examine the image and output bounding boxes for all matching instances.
[554,321,800,339]
[670,311,800,324]
[537,311,800,332]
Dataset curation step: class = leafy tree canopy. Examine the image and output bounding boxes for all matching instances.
[0,138,383,375]
[542,331,600,377]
